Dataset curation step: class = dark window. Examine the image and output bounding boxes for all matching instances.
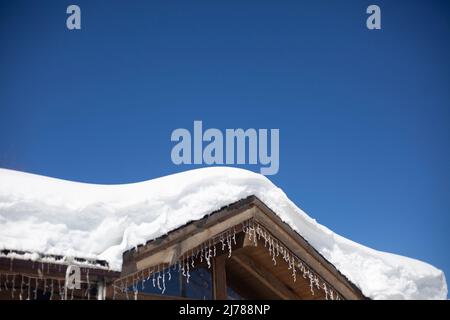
[184,266,212,299]
[132,264,213,299]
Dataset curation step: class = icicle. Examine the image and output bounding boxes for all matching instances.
[213,244,217,257]
[309,273,315,296]
[191,255,195,268]
[292,262,297,282]
[167,267,172,282]
[34,278,38,300]
[205,246,212,269]
[205,244,209,264]
[19,275,24,300]
[208,243,213,264]
[271,239,277,265]
[58,279,63,300]
[86,269,90,300]
[28,277,32,300]
[161,270,166,294]
[264,231,269,248]
[49,279,54,300]
[270,249,276,266]
[227,233,232,258]
[272,241,277,266]
[181,257,187,277]
[314,276,320,290]
[329,289,334,300]
[157,272,161,290]
[205,244,212,269]
[186,260,191,284]
[152,270,156,287]
[11,274,16,299]
[133,279,138,300]
[287,254,292,270]
[299,260,304,270]
[232,227,237,245]
[323,283,329,300]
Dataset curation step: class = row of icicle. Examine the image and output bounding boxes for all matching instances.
[0,269,93,300]
[113,219,342,300]
[243,219,341,300]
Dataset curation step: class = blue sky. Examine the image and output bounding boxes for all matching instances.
[1,0,449,289]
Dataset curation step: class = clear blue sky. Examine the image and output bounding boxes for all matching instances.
[1,1,449,288]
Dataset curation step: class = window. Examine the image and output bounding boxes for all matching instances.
[132,262,213,299]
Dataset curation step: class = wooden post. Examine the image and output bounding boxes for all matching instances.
[212,255,227,300]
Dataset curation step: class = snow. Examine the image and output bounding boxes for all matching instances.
[0,250,109,269]
[0,167,447,299]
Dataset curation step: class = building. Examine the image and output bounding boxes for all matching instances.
[0,168,446,300]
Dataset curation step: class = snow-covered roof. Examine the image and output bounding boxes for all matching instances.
[0,167,447,299]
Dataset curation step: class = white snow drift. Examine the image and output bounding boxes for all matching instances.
[0,167,447,299]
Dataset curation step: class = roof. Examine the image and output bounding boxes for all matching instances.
[122,195,367,300]
[0,167,447,299]
[0,249,110,269]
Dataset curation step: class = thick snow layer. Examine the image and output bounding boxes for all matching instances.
[0,167,447,299]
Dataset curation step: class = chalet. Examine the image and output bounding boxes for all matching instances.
[114,196,365,300]
[0,196,364,300]
[0,168,446,300]
[0,250,118,300]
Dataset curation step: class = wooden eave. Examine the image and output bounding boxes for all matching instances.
[121,195,367,300]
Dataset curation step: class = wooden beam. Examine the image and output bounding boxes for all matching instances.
[132,208,255,275]
[212,255,227,300]
[252,200,366,300]
[231,254,298,300]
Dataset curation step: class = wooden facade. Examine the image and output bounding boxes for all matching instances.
[117,196,367,300]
